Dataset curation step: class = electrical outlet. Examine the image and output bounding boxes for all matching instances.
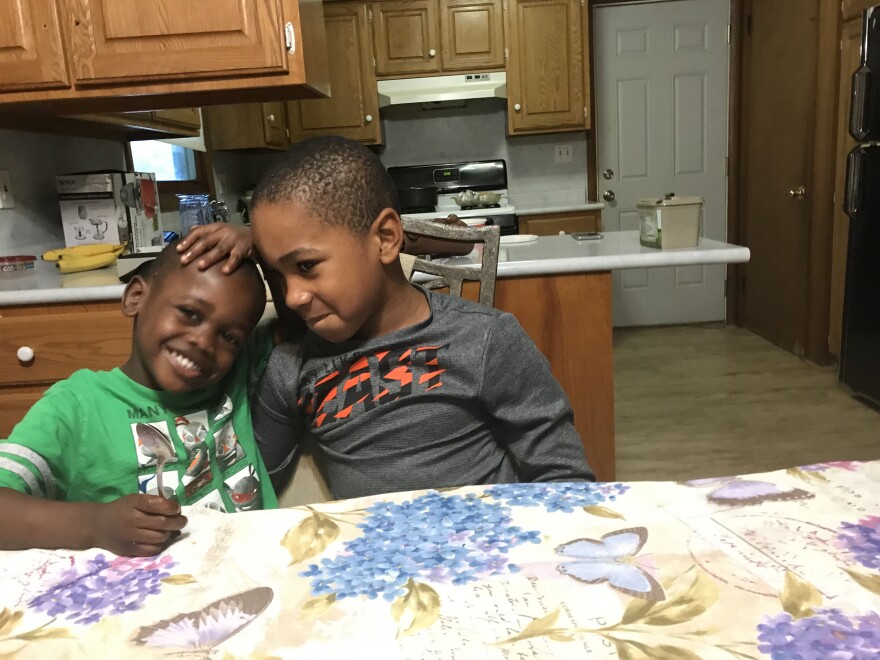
[0,170,13,209]
[554,144,572,164]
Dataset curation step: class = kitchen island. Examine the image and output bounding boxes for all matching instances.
[0,232,749,481]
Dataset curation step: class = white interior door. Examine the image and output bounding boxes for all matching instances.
[594,0,730,326]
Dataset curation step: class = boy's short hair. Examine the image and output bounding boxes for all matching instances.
[251,136,400,234]
[137,240,265,304]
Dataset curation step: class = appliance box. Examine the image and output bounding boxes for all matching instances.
[638,196,703,249]
[56,172,162,253]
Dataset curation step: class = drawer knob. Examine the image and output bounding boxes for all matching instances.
[17,346,34,362]
[514,103,522,112]
[429,49,437,57]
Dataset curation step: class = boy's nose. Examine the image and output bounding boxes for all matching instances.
[187,326,215,354]
[285,283,313,310]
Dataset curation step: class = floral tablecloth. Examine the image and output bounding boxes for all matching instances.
[2,460,880,659]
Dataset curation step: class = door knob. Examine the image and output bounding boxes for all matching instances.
[602,168,615,180]
[428,49,436,57]
[267,114,276,122]
[513,103,522,112]
[603,190,616,202]
[789,185,806,200]
[17,346,34,362]
[365,114,373,123]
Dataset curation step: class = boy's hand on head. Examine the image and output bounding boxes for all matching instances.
[91,494,187,557]
[177,223,254,274]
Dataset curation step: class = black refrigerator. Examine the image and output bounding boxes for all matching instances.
[840,5,880,403]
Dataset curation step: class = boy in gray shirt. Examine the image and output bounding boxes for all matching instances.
[249,136,593,500]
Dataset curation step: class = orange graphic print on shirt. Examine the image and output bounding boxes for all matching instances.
[298,345,447,428]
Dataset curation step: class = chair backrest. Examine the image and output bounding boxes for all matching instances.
[400,217,501,306]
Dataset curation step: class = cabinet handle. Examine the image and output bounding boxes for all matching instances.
[429,48,437,57]
[267,114,276,122]
[365,114,373,123]
[17,346,34,362]
[514,103,522,112]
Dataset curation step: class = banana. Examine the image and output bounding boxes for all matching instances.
[54,250,120,274]
[42,243,126,262]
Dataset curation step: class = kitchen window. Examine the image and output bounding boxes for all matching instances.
[126,137,213,212]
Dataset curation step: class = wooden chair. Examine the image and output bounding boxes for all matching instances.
[400,217,502,306]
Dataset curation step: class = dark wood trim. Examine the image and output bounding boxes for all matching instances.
[804,0,842,365]
[727,0,745,326]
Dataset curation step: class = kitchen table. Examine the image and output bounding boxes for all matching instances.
[2,459,878,658]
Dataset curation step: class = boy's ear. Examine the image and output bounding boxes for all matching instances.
[371,208,404,265]
[120,275,149,318]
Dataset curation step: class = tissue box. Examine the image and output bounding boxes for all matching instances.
[638,195,703,249]
[56,172,163,253]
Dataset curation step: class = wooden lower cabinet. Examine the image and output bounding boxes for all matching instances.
[463,272,615,481]
[0,300,131,437]
[519,210,601,236]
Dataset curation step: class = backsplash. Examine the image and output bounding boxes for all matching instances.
[0,129,126,255]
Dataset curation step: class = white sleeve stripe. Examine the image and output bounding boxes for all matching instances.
[0,444,56,499]
[0,456,43,497]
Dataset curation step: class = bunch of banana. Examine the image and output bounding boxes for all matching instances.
[42,243,127,274]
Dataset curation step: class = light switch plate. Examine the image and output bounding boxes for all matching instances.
[0,170,13,209]
[554,144,572,164]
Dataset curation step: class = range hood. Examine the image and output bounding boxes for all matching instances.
[377,72,506,108]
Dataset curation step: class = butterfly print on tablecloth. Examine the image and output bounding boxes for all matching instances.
[555,527,666,602]
[132,586,273,654]
[680,476,813,506]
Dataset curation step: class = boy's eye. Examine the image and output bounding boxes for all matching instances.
[178,306,200,322]
[297,260,318,274]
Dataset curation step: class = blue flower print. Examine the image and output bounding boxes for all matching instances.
[837,516,880,570]
[485,482,629,513]
[301,491,540,602]
[757,608,880,659]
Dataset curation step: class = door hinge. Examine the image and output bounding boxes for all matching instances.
[284,22,296,54]
[373,57,377,70]
[504,47,509,61]
[368,9,373,21]
[584,106,587,118]
[580,0,584,5]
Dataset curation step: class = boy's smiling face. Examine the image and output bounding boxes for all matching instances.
[122,261,265,393]
[252,200,398,343]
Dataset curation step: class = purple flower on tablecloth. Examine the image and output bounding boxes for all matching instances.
[29,553,175,625]
[301,491,540,602]
[837,516,880,570]
[757,608,880,659]
[799,461,860,472]
[484,482,630,513]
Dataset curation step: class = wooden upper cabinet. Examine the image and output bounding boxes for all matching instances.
[62,0,287,85]
[440,0,504,72]
[0,0,69,90]
[506,0,587,134]
[289,2,381,144]
[372,0,440,76]
[151,108,201,131]
[204,102,288,150]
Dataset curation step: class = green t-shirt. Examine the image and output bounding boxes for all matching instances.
[0,339,277,512]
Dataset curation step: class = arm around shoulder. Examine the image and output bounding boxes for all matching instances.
[480,314,595,483]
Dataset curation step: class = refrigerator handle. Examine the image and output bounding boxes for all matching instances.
[851,66,871,141]
[845,148,863,217]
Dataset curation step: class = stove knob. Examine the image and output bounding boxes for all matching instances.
[17,346,34,363]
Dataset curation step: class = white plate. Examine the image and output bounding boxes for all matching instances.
[500,234,539,245]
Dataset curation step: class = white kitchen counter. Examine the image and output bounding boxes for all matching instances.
[0,232,750,307]
[435,231,749,278]
[515,202,605,216]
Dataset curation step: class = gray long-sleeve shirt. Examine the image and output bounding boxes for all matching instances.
[253,289,593,500]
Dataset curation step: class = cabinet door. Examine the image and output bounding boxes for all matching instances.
[440,0,504,72]
[289,3,380,143]
[61,0,287,86]
[261,102,289,147]
[0,0,68,90]
[372,0,440,76]
[506,0,586,134]
[0,389,44,438]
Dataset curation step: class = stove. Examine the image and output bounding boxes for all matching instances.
[388,160,518,235]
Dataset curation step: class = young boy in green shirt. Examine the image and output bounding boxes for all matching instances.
[0,242,275,557]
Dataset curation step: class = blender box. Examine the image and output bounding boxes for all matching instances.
[55,171,163,253]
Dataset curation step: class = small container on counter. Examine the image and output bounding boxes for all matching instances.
[0,255,36,273]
